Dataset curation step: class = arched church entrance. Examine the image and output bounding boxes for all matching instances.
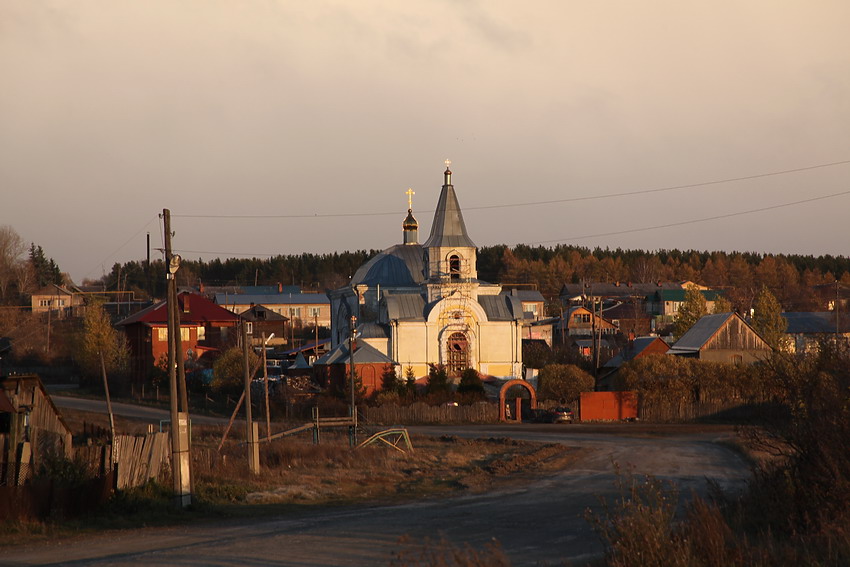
[446,331,468,376]
[499,379,537,422]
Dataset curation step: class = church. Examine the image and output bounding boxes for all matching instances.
[325,162,524,391]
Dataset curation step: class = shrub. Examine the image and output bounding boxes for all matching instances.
[456,368,485,400]
[537,364,594,404]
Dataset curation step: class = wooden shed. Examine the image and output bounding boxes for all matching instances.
[1,375,73,485]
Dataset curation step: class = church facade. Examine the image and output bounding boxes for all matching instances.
[327,163,524,382]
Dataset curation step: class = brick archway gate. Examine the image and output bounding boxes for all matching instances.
[499,379,537,422]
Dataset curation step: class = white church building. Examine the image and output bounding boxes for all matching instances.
[327,162,524,382]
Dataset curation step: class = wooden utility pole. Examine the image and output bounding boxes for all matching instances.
[349,315,357,447]
[243,322,260,473]
[262,332,271,440]
[163,208,191,507]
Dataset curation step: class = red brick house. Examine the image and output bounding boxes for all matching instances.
[312,339,393,396]
[117,292,240,385]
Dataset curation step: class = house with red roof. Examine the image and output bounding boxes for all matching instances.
[117,292,241,385]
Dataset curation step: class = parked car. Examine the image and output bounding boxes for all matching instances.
[550,407,574,423]
[527,407,574,423]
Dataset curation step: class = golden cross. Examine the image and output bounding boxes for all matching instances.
[444,158,452,169]
[406,188,415,210]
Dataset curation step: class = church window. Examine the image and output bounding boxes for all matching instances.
[449,255,461,280]
[447,332,468,376]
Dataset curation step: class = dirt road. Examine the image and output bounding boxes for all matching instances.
[3,423,749,567]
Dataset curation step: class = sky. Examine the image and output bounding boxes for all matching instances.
[2,1,849,284]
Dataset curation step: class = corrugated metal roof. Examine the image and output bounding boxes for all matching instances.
[351,244,425,287]
[289,352,311,369]
[782,312,844,334]
[215,293,329,306]
[672,312,736,350]
[422,178,476,249]
[385,292,426,321]
[358,321,390,339]
[313,339,393,366]
[500,289,545,302]
[479,295,520,321]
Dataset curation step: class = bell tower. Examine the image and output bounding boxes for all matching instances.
[423,160,478,293]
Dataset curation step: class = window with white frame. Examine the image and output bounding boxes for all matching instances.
[308,306,321,319]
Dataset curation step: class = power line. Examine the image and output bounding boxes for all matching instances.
[172,158,850,220]
[82,215,159,280]
[526,189,850,245]
[172,189,850,258]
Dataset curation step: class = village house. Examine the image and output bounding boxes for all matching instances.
[667,312,771,363]
[30,284,85,317]
[215,288,331,329]
[117,292,241,385]
[781,311,850,353]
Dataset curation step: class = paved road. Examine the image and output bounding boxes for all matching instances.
[3,418,750,567]
[52,395,228,426]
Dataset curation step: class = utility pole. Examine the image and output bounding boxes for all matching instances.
[262,332,271,440]
[243,322,260,474]
[163,209,191,508]
[349,315,357,447]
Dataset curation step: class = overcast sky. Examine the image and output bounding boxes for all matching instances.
[2,1,849,284]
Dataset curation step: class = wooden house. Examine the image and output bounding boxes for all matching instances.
[668,312,771,363]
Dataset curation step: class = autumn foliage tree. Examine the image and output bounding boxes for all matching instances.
[751,286,788,350]
[76,299,129,386]
[537,364,595,404]
[673,285,708,338]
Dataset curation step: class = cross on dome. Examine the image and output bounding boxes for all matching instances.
[406,188,415,210]
[444,159,452,169]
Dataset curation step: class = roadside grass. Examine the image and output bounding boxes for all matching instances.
[1,425,578,546]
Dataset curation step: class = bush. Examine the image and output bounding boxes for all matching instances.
[211,346,258,396]
[457,368,485,400]
[537,364,594,403]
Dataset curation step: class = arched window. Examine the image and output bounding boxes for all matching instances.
[449,255,461,280]
[447,332,468,376]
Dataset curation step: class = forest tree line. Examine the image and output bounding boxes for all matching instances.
[94,243,850,315]
[2,216,849,315]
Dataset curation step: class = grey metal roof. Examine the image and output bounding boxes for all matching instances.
[313,339,393,366]
[500,289,545,302]
[358,321,390,339]
[289,352,311,369]
[385,292,426,321]
[479,294,520,321]
[672,312,735,351]
[782,312,844,334]
[351,244,425,287]
[422,180,476,249]
[215,293,329,306]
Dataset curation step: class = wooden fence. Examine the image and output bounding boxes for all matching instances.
[637,397,778,423]
[73,433,169,490]
[364,401,498,425]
